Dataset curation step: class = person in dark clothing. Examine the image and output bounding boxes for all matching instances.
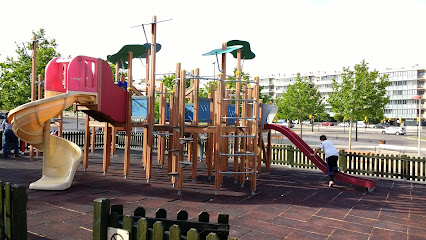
[2,112,19,158]
[311,135,339,187]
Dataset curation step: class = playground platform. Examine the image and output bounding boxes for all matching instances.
[1,150,425,240]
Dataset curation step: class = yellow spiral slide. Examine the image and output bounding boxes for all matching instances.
[8,92,96,190]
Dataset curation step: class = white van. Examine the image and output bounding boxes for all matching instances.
[356,121,366,127]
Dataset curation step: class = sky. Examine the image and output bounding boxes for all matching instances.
[1,0,426,80]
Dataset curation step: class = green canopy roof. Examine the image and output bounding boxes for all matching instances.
[138,43,162,58]
[202,45,243,56]
[227,40,255,60]
[107,44,147,69]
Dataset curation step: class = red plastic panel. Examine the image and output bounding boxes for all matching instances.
[98,60,127,123]
[67,56,98,93]
[45,57,67,93]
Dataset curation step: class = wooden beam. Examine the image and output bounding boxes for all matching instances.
[84,114,90,169]
[131,85,143,96]
[191,68,199,180]
[185,84,195,96]
[124,51,133,177]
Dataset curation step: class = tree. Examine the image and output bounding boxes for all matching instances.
[275,73,324,137]
[0,29,60,110]
[328,60,390,150]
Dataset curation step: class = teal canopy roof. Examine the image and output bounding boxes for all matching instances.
[202,45,243,56]
[227,40,255,60]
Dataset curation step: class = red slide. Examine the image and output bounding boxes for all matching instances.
[264,124,375,191]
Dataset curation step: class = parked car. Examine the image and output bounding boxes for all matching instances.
[319,122,334,126]
[356,121,366,128]
[374,123,390,129]
[302,120,311,126]
[381,127,406,135]
[338,122,349,127]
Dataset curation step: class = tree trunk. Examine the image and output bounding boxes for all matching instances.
[348,120,353,150]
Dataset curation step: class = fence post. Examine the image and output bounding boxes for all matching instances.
[5,183,11,239]
[137,218,149,240]
[0,182,4,239]
[288,145,294,168]
[93,198,110,240]
[169,225,181,240]
[339,150,347,171]
[187,228,200,240]
[153,221,164,240]
[11,184,27,240]
[122,216,133,239]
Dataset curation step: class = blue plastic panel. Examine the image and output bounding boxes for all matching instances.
[132,96,148,120]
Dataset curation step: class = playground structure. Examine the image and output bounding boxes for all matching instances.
[8,16,376,193]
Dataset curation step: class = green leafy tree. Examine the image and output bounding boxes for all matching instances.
[328,60,390,149]
[275,73,324,137]
[0,29,60,110]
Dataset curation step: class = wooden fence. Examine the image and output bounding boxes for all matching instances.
[270,144,426,182]
[93,198,233,240]
[60,132,426,182]
[0,182,27,240]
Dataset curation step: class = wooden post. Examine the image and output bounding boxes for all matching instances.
[124,51,133,177]
[267,129,272,172]
[171,84,179,182]
[103,122,111,174]
[84,114,90,169]
[115,62,119,83]
[93,198,110,240]
[11,185,27,240]
[111,127,117,156]
[240,81,248,185]
[142,48,150,169]
[91,125,96,153]
[146,15,157,182]
[29,36,37,160]
[206,84,215,178]
[0,182,4,239]
[214,89,221,193]
[157,83,167,167]
[191,68,200,181]
[218,43,227,188]
[233,49,242,182]
[178,69,186,193]
[251,77,260,194]
[169,63,180,186]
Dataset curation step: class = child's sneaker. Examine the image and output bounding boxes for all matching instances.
[328,181,334,187]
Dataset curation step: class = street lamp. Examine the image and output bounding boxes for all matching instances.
[411,95,422,157]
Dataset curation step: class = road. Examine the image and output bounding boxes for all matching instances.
[270,124,425,157]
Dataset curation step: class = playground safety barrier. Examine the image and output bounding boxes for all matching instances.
[0,182,27,240]
[93,198,233,240]
[270,145,426,182]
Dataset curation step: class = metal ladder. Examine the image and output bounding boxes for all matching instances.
[215,77,260,195]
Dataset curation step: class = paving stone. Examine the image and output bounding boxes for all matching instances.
[327,228,369,240]
[369,227,407,240]
[0,150,424,239]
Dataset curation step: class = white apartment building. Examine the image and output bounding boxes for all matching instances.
[260,66,425,125]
